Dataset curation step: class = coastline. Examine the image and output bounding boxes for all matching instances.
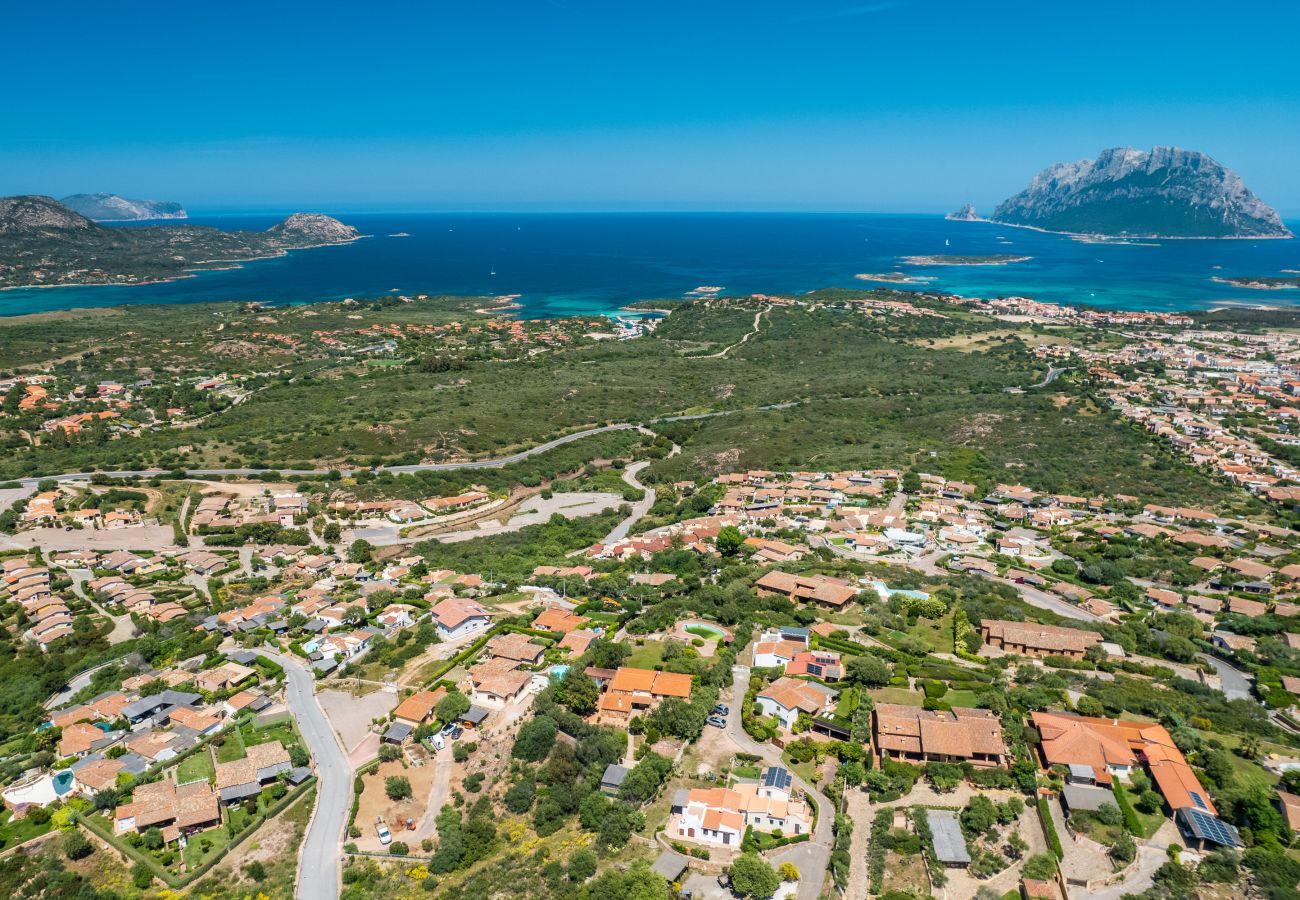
[0,234,367,293]
[949,215,1295,241]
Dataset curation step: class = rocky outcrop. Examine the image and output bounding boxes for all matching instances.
[0,195,97,234]
[61,193,187,221]
[989,148,1292,238]
[945,203,979,222]
[266,213,361,246]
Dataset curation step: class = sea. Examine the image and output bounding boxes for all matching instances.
[3,212,1298,319]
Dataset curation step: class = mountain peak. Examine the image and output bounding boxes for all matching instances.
[61,193,187,221]
[989,147,1291,239]
[0,195,97,235]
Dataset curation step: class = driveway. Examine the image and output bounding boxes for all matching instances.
[412,744,454,841]
[1197,652,1254,702]
[263,652,349,900]
[725,665,833,900]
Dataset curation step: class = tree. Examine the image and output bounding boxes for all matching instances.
[348,539,373,564]
[1094,801,1122,827]
[435,691,471,724]
[504,777,536,814]
[289,745,311,768]
[715,525,744,556]
[568,847,598,881]
[132,862,154,889]
[1110,830,1136,864]
[729,853,781,899]
[847,655,891,687]
[378,743,402,762]
[62,830,92,860]
[1022,854,1057,881]
[322,522,341,543]
[142,827,164,850]
[512,715,558,761]
[385,776,413,801]
[1075,695,1104,717]
[961,795,997,836]
[557,665,599,715]
[777,861,799,882]
[901,471,922,494]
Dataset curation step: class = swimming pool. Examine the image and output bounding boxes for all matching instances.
[865,580,930,601]
[548,665,571,680]
[684,623,726,639]
[52,770,74,796]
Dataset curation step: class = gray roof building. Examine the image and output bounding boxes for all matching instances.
[927,809,971,867]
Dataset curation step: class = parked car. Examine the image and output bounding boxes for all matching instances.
[706,715,726,728]
[440,721,457,736]
[431,734,445,751]
[450,726,463,740]
[377,820,392,845]
[711,704,729,716]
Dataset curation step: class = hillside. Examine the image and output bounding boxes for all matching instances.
[0,195,360,288]
[988,147,1292,239]
[61,192,187,221]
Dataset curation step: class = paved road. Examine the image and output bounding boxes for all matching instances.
[1197,652,1254,702]
[264,651,349,900]
[13,405,798,487]
[724,665,832,900]
[600,439,680,545]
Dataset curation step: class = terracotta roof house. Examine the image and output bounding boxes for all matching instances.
[755,677,835,731]
[980,619,1101,659]
[874,704,1008,768]
[486,633,546,666]
[595,667,693,725]
[1032,711,1216,814]
[115,780,219,841]
[754,570,858,608]
[532,607,589,634]
[467,669,532,707]
[1227,596,1268,617]
[214,741,292,803]
[391,688,445,726]
[60,722,113,758]
[557,630,598,655]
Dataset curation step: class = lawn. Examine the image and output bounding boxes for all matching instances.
[176,748,215,785]
[869,687,923,707]
[180,822,232,871]
[945,690,981,708]
[625,640,667,669]
[243,719,299,752]
[0,807,54,847]
[215,728,248,763]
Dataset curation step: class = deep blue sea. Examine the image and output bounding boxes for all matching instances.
[3,212,1298,318]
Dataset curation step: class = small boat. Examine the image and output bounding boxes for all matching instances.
[944,239,950,246]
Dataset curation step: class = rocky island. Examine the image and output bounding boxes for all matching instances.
[0,196,361,289]
[945,202,980,221]
[900,254,1031,266]
[61,192,187,221]
[983,147,1292,239]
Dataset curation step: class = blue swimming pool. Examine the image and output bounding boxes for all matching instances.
[548,665,571,680]
[52,770,74,796]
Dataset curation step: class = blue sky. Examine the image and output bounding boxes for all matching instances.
[6,0,1299,213]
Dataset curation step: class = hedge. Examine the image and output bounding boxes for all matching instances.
[868,807,892,894]
[742,825,811,852]
[1038,797,1064,860]
[1111,781,1144,836]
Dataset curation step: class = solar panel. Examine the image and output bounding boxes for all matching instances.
[1181,808,1240,846]
[1190,790,1208,810]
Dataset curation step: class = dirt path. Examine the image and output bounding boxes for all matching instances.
[688,306,769,359]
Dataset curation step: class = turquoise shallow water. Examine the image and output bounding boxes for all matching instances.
[2,212,1297,318]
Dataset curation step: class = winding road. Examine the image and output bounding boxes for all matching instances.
[725,664,833,900]
[14,405,799,487]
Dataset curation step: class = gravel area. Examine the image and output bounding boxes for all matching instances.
[319,687,397,753]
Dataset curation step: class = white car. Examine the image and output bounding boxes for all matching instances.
[377,822,392,845]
